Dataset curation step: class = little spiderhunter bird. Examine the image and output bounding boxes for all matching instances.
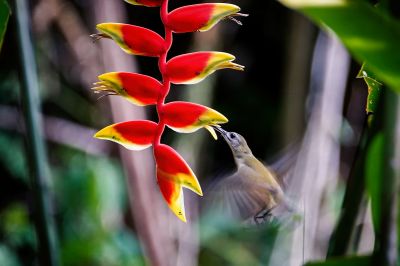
[208,126,295,225]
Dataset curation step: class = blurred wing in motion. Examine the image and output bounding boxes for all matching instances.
[267,143,299,189]
[204,171,276,223]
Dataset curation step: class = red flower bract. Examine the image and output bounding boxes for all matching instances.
[155,144,202,196]
[93,72,162,106]
[118,72,161,105]
[155,144,203,222]
[167,3,241,33]
[94,120,157,150]
[162,101,228,134]
[96,23,165,56]
[166,52,244,84]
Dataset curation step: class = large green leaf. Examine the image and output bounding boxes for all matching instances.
[0,0,10,52]
[305,255,371,266]
[280,0,400,91]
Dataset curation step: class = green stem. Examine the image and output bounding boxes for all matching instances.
[14,0,60,265]
[327,114,370,257]
[372,3,400,265]
[373,88,398,266]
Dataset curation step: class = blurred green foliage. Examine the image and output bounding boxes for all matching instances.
[305,255,371,266]
[0,204,36,248]
[0,133,28,181]
[55,152,144,266]
[0,0,10,52]
[199,214,281,266]
[0,130,145,265]
[282,0,400,91]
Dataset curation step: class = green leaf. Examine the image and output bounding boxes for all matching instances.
[280,0,400,91]
[0,0,10,52]
[365,133,384,235]
[357,64,383,115]
[305,255,371,266]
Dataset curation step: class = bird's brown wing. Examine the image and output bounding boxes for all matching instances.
[205,172,275,221]
[267,144,299,189]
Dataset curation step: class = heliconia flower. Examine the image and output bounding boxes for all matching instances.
[124,0,162,7]
[92,72,162,106]
[166,52,244,84]
[94,120,157,150]
[155,144,203,221]
[94,23,165,57]
[167,3,245,33]
[162,101,228,140]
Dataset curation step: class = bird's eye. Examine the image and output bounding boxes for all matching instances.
[229,133,236,139]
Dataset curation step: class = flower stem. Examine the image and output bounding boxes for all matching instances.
[154,0,173,148]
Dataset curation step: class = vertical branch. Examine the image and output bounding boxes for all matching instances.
[362,3,399,265]
[327,116,369,256]
[270,32,350,266]
[14,0,60,265]
[373,88,399,266]
[281,12,315,146]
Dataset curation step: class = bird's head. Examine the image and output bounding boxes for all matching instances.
[214,126,253,160]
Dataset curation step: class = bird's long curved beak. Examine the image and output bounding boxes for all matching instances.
[213,126,228,138]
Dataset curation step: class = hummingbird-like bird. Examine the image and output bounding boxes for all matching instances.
[208,126,294,224]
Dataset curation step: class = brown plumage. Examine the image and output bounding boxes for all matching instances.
[208,127,288,223]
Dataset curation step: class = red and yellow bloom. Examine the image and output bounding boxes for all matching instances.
[155,144,203,222]
[162,101,228,139]
[167,3,241,33]
[95,23,165,57]
[166,52,244,84]
[94,120,157,150]
[93,72,162,106]
[93,0,246,222]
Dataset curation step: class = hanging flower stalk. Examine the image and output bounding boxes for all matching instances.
[91,0,246,222]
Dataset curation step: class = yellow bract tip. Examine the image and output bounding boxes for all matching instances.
[202,109,229,125]
[218,61,245,71]
[124,0,144,6]
[94,125,115,139]
[98,72,120,82]
[96,23,120,32]
[170,188,187,222]
[199,4,241,32]
[205,52,244,75]
[205,126,218,140]
[213,3,241,14]
[180,172,203,196]
[211,52,236,63]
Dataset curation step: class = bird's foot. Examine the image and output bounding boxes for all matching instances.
[253,208,273,226]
